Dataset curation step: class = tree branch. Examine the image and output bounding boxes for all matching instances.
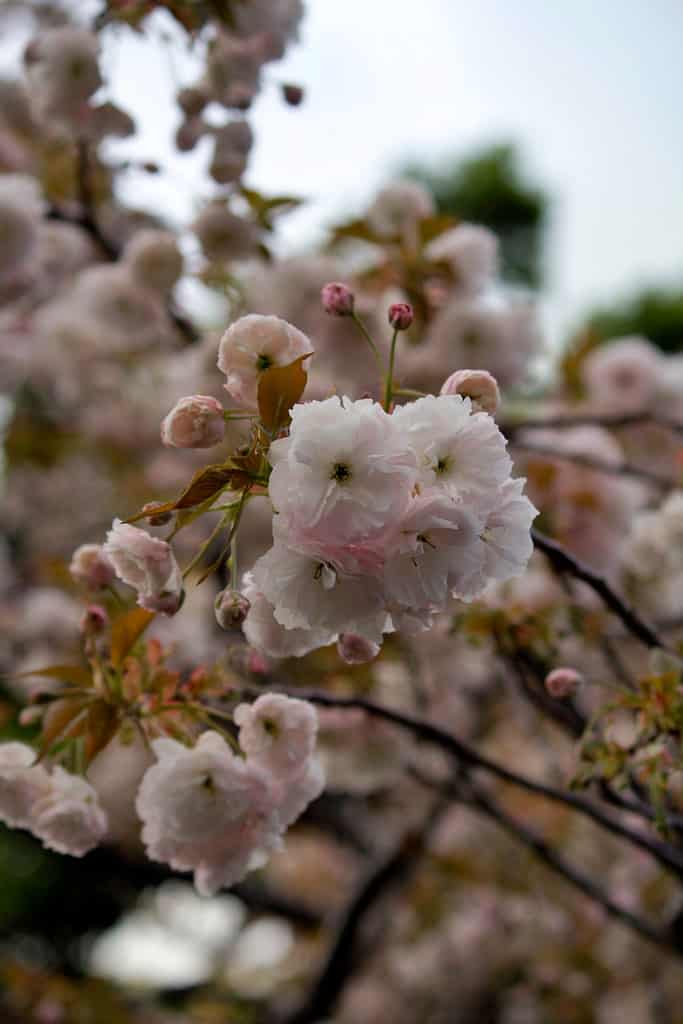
[280,804,442,1024]
[531,527,670,652]
[277,689,683,878]
[438,774,680,955]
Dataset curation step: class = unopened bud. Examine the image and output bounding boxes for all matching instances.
[321,282,355,317]
[80,604,108,635]
[545,667,583,699]
[142,502,173,527]
[215,589,251,630]
[388,302,413,330]
[281,82,304,106]
[337,633,381,665]
[440,368,500,416]
[161,394,225,449]
[69,544,115,590]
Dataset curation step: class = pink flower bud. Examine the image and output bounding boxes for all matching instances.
[388,302,413,330]
[440,368,500,415]
[69,544,115,590]
[215,589,251,630]
[281,83,304,106]
[545,667,583,699]
[321,282,355,317]
[80,604,108,634]
[161,395,225,449]
[337,633,381,665]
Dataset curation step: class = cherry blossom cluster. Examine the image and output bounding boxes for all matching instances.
[199,311,535,661]
[0,694,323,896]
[245,389,538,659]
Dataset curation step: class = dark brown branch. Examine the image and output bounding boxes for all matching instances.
[531,527,670,652]
[280,690,683,878]
[511,440,672,489]
[281,808,440,1024]
[444,776,680,955]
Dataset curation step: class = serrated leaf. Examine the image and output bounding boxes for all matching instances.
[110,607,155,668]
[127,462,250,524]
[258,356,308,433]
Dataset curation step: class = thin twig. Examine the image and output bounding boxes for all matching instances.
[433,774,679,954]
[531,528,670,653]
[282,804,443,1024]
[254,688,683,878]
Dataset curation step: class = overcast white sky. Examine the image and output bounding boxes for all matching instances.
[4,1,683,341]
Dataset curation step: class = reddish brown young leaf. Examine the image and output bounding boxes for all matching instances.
[257,356,308,433]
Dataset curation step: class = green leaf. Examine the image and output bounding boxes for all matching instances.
[257,356,308,433]
[110,607,155,668]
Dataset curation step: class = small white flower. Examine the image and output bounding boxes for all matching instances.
[269,396,417,545]
[217,314,314,409]
[104,519,183,615]
[0,742,51,829]
[393,394,511,501]
[32,767,107,856]
[383,490,485,611]
[234,694,318,779]
[136,732,281,897]
[252,542,386,637]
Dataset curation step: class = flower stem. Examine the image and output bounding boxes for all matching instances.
[384,328,399,411]
[350,312,384,382]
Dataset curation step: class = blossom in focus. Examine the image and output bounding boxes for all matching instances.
[393,394,511,501]
[104,519,183,614]
[241,573,335,659]
[161,395,225,449]
[269,396,417,545]
[217,313,314,408]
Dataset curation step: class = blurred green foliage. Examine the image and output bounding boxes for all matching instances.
[404,143,548,288]
[587,287,683,354]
